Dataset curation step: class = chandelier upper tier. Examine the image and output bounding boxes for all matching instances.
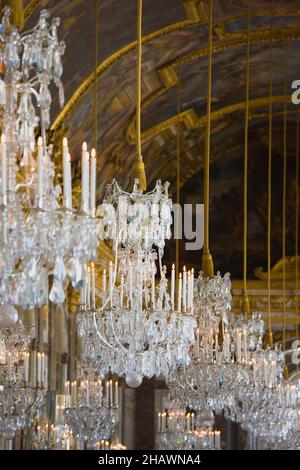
[0,7,99,307]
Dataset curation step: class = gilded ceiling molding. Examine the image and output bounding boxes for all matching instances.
[182,0,207,22]
[51,1,300,133]
[24,0,42,20]
[126,95,290,145]
[255,256,300,281]
[51,19,195,131]
[124,27,300,142]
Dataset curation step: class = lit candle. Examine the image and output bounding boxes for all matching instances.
[91,262,96,308]
[90,148,97,216]
[151,262,156,309]
[81,142,89,212]
[37,136,43,208]
[182,266,187,312]
[177,273,182,313]
[158,413,161,432]
[171,263,175,309]
[109,261,113,305]
[1,134,6,203]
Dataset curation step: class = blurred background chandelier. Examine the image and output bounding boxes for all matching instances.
[0,6,98,308]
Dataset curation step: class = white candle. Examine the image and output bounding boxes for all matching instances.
[120,275,124,308]
[41,352,45,387]
[81,142,89,212]
[24,352,29,385]
[171,264,175,309]
[115,381,119,407]
[86,266,91,307]
[109,379,113,407]
[129,261,133,306]
[90,148,97,216]
[191,268,194,312]
[187,270,191,310]
[182,266,187,312]
[106,381,109,406]
[158,413,161,432]
[7,352,12,383]
[151,263,156,309]
[37,136,43,208]
[102,268,107,294]
[37,352,41,385]
[191,412,195,431]
[177,273,182,313]
[63,137,69,207]
[109,261,113,305]
[1,134,6,203]
[91,263,96,308]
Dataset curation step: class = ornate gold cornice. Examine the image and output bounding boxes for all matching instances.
[51,3,300,134]
[24,0,42,20]
[51,19,195,131]
[126,95,291,145]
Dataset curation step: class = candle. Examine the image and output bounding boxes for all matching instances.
[171,264,175,309]
[190,268,194,312]
[90,148,97,216]
[162,412,166,432]
[109,379,113,407]
[71,381,77,407]
[1,134,6,203]
[182,266,187,312]
[91,262,96,308]
[187,270,191,310]
[7,352,12,383]
[109,261,113,305]
[151,262,156,309]
[37,352,41,385]
[63,137,70,208]
[115,381,119,407]
[106,381,109,406]
[177,273,182,313]
[102,269,107,295]
[24,352,29,385]
[37,136,43,208]
[120,275,124,308]
[86,266,91,307]
[81,142,89,212]
[41,353,45,387]
[191,412,195,431]
[158,413,161,433]
[128,261,133,306]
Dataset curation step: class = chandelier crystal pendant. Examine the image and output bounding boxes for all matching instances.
[0,7,99,307]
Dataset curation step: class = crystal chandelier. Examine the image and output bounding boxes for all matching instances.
[0,7,99,307]
[157,397,221,450]
[77,179,197,387]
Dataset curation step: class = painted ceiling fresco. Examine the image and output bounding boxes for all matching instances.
[19,0,300,278]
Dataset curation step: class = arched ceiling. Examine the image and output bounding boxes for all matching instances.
[22,0,300,277]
